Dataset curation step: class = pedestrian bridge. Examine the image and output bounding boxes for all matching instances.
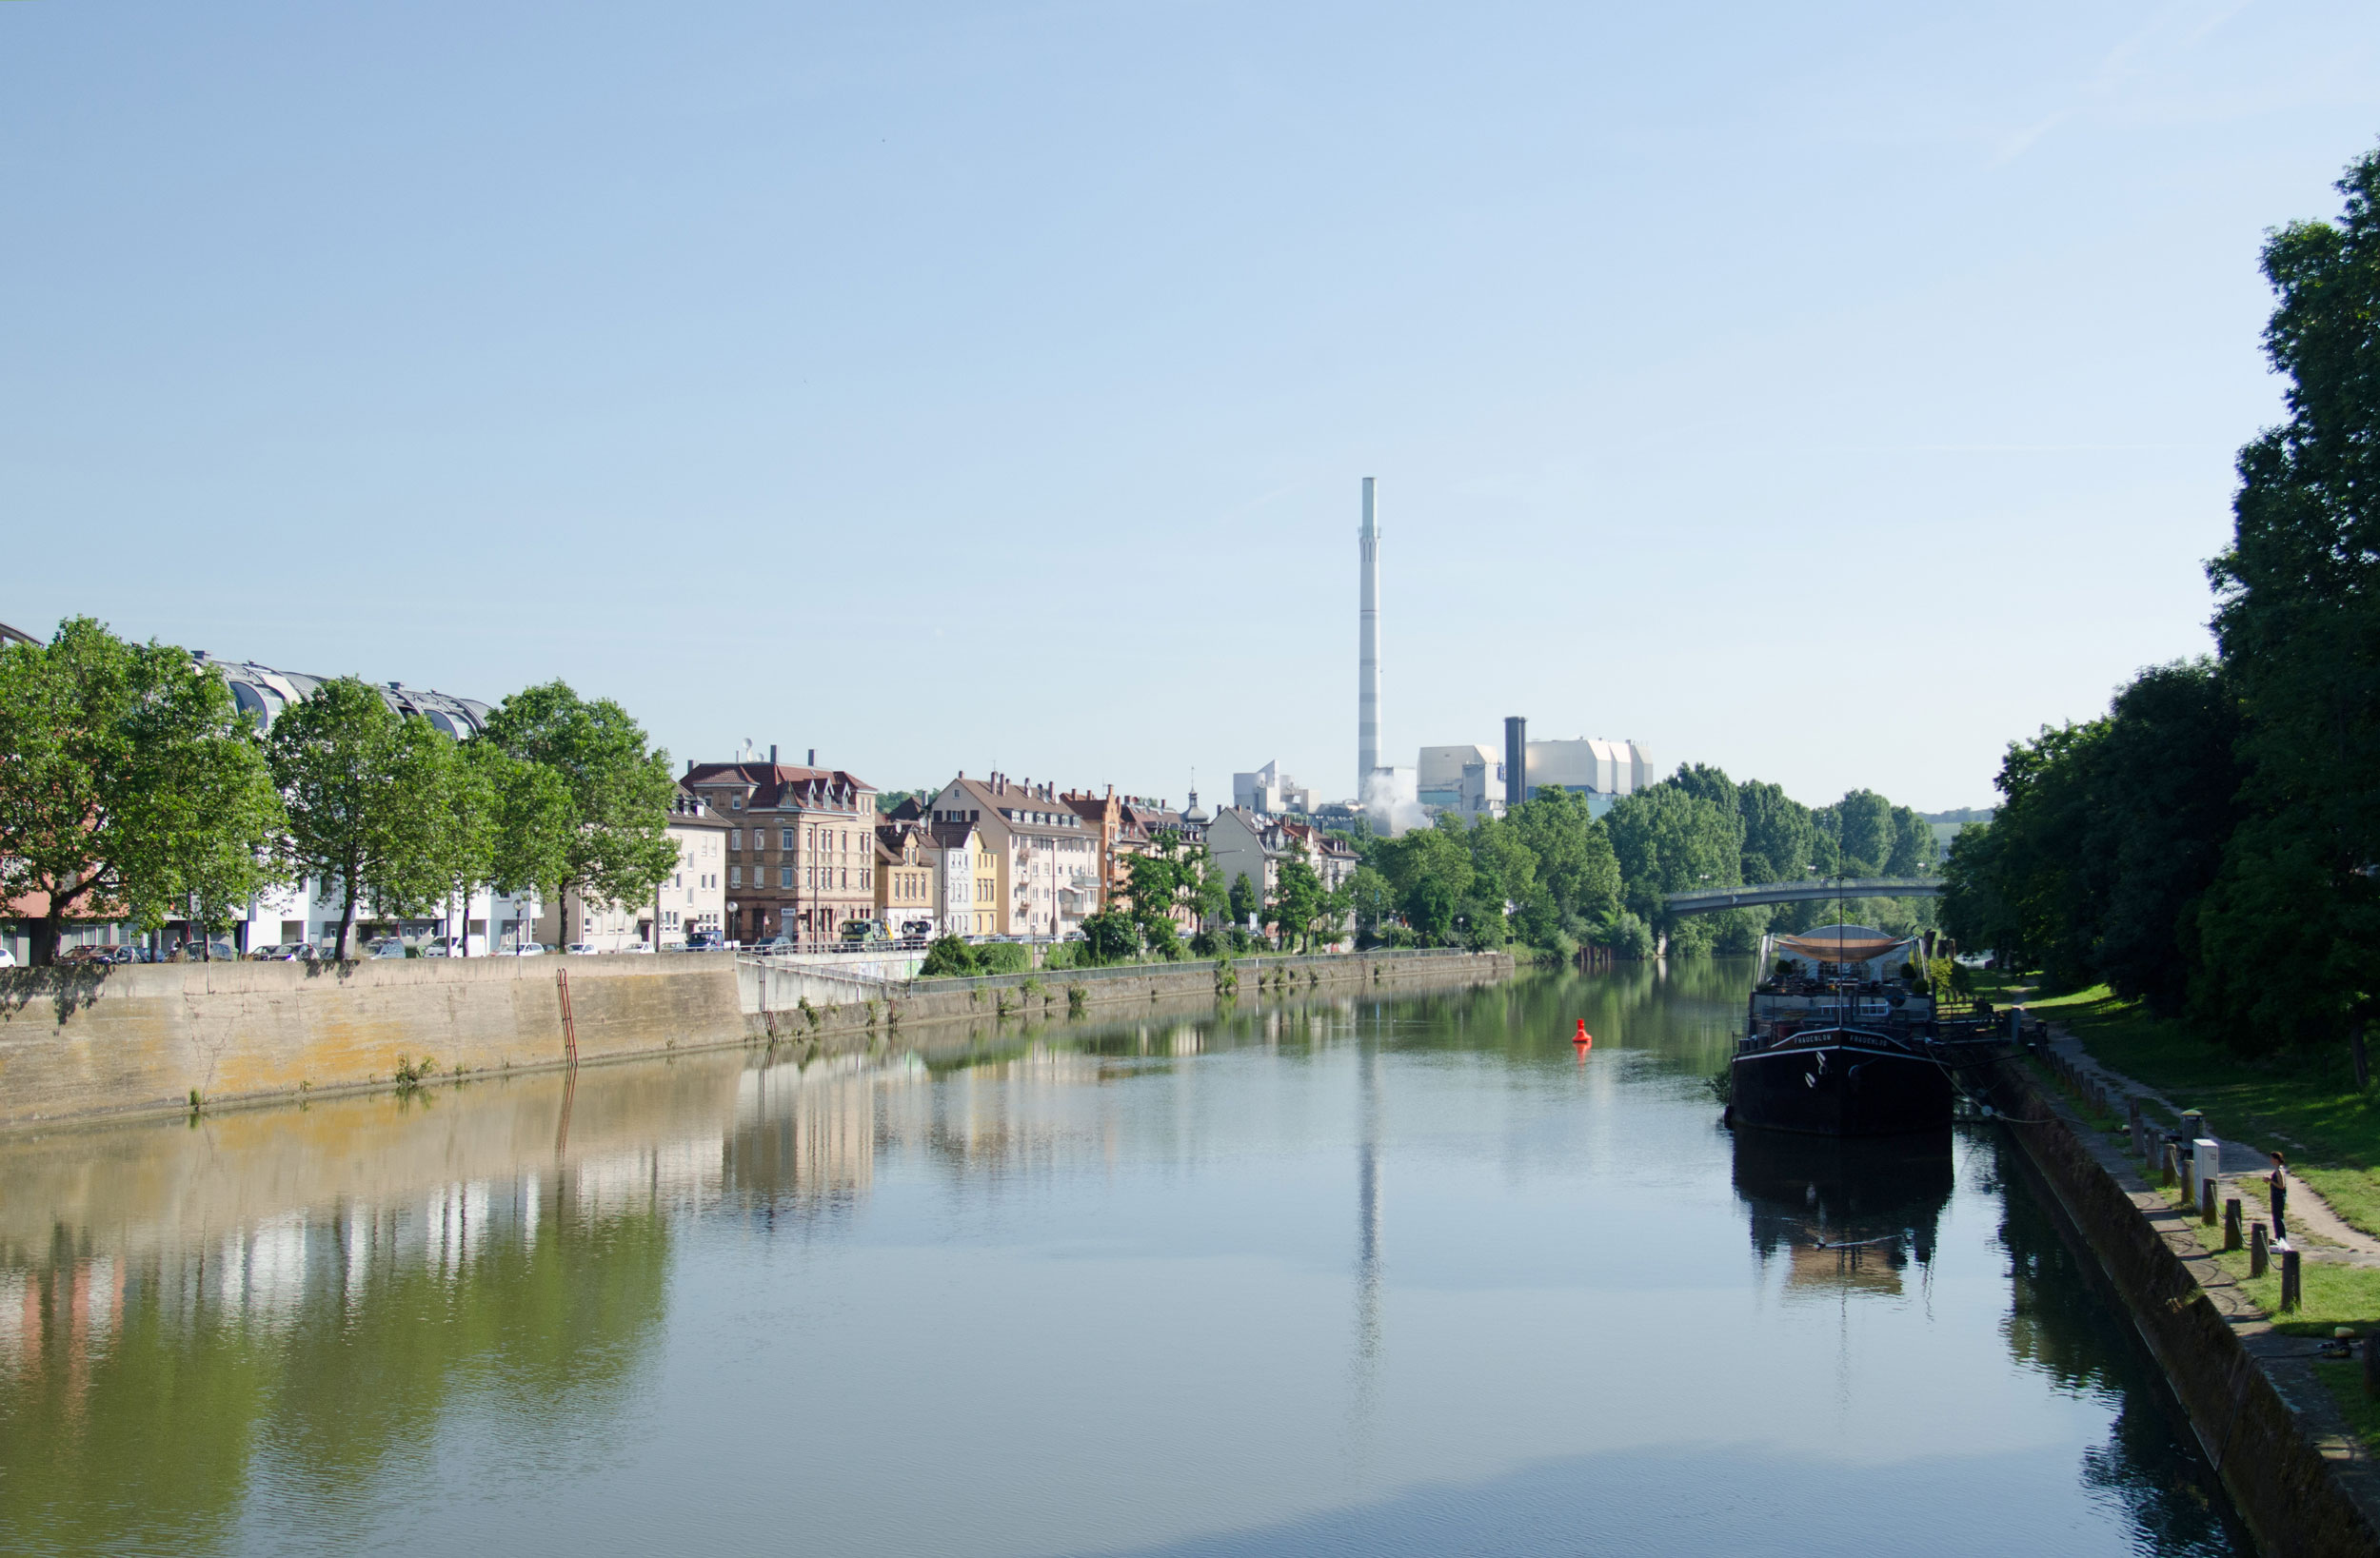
[1664,878,1943,917]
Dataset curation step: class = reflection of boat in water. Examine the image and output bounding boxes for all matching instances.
[1732,1128,1954,1296]
[1731,924,2003,1136]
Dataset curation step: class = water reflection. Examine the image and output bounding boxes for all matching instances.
[1733,1129,1953,1298]
[0,971,2251,1557]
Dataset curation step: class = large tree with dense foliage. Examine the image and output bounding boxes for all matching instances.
[2191,148,2380,1053]
[478,681,679,946]
[1604,782,1741,946]
[0,619,285,964]
[269,676,461,959]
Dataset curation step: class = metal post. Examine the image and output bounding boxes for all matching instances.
[2201,1178,2217,1226]
[2251,1222,2269,1278]
[2163,1142,2179,1189]
[2281,1248,2302,1312]
[2225,1197,2243,1251]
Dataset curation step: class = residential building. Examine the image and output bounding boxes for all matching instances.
[922,772,1101,938]
[684,750,880,945]
[927,818,1000,937]
[876,820,940,938]
[1232,760,1311,817]
[1205,807,1284,917]
[652,791,729,946]
[1059,787,1204,927]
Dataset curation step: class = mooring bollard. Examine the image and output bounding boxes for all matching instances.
[2202,1178,2218,1226]
[2251,1222,2269,1278]
[2281,1248,2302,1312]
[2364,1335,2380,1401]
[2225,1197,2243,1251]
[2163,1142,2180,1189]
[2143,1125,2160,1174]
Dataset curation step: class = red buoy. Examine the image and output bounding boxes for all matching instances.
[1574,1019,1593,1049]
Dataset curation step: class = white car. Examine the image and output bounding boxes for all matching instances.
[563,942,602,956]
[365,938,410,959]
[0,946,15,968]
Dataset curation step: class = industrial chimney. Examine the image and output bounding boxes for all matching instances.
[1504,716,1526,811]
[1358,477,1381,795]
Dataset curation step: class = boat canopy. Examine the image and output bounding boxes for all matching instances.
[1769,924,1916,976]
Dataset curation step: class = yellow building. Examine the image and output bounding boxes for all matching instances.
[875,822,939,937]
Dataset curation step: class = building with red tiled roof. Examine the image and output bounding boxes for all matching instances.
[683,747,878,945]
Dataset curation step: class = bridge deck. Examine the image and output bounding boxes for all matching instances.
[1664,878,1942,916]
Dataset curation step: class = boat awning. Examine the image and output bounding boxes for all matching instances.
[1775,930,1912,964]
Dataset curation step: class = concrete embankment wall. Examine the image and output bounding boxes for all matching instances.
[0,954,747,1129]
[1993,1060,2380,1558]
[0,949,1513,1130]
[742,949,1515,1048]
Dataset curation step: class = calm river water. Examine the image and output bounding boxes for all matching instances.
[2,963,2247,1557]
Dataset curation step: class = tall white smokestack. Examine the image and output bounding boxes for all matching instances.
[1358,477,1381,793]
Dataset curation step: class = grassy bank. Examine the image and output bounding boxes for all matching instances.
[1984,973,2380,1239]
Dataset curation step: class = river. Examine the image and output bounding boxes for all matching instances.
[0,962,2247,1556]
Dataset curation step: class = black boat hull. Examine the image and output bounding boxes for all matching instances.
[1730,1034,1954,1136]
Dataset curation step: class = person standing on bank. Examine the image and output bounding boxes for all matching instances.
[2270,1151,2289,1242]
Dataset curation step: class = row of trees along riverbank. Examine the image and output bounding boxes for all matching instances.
[1347,769,1939,962]
[0,618,680,964]
[1941,147,2380,1066]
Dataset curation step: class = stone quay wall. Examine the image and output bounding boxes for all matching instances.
[742,949,1516,1047]
[0,948,1514,1131]
[0,954,748,1130]
[1992,1059,2380,1558]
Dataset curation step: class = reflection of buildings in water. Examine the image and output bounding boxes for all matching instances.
[724,1051,925,1213]
[1731,1130,1954,1300]
[903,1042,1118,1178]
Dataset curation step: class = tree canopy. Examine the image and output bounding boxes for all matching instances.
[0,618,285,963]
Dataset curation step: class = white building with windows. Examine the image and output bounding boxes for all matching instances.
[922,772,1101,938]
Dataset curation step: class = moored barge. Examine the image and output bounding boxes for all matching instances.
[1729,925,2002,1136]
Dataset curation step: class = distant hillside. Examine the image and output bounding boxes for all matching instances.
[1921,807,1994,824]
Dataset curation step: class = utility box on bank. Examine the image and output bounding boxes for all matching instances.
[2193,1138,2223,1213]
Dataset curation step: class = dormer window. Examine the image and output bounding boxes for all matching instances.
[731,796,744,811]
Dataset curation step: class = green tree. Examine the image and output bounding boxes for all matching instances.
[1506,787,1621,924]
[1374,818,1476,945]
[920,934,980,976]
[1267,858,1326,952]
[1832,790,1894,876]
[1884,806,1936,876]
[2193,148,2380,1054]
[1226,871,1259,930]
[268,677,458,959]
[1079,907,1140,964]
[1736,780,1816,886]
[1603,784,1740,936]
[1344,863,1396,945]
[0,619,284,964]
[478,682,679,947]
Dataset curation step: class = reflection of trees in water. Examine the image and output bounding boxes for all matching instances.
[1990,1135,2249,1558]
[0,1175,670,1556]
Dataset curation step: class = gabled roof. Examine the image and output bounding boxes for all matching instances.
[684,761,876,813]
[934,774,1087,837]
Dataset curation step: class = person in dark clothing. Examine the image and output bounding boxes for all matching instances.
[2270,1151,2289,1242]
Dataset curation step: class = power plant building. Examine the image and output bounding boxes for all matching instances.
[1523,738,1656,814]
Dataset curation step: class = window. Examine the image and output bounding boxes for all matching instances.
[730,829,743,851]
[730,866,743,888]
[781,866,793,888]
[782,829,795,850]
[731,795,743,810]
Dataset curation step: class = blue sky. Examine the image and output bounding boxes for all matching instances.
[7,1,2377,812]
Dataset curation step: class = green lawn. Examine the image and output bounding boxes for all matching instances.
[1983,975,2380,1238]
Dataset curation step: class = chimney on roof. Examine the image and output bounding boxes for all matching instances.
[685,759,695,776]
[807,748,816,766]
[769,744,778,764]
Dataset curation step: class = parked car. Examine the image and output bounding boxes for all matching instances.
[418,938,453,957]
[498,942,547,956]
[754,936,799,954]
[563,942,601,956]
[0,946,14,968]
[684,931,724,952]
[250,943,319,962]
[364,937,411,959]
